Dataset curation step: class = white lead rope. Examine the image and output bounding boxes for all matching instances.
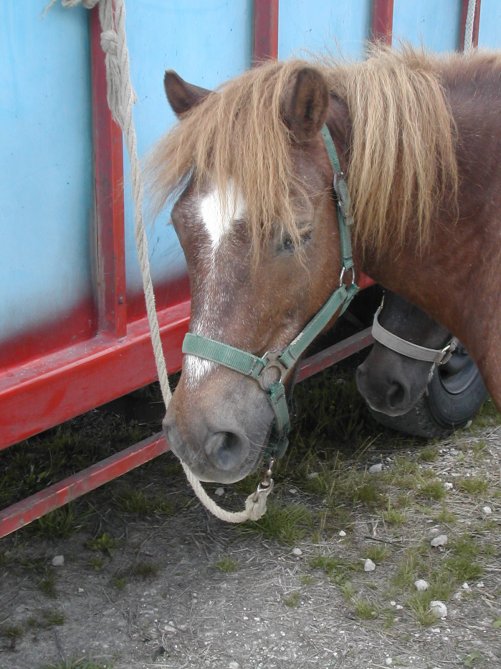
[463,0,477,52]
[48,0,270,523]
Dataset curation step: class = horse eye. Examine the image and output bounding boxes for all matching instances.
[278,230,312,254]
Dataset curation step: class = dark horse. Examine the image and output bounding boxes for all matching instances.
[148,47,501,483]
[357,292,452,416]
[355,291,487,437]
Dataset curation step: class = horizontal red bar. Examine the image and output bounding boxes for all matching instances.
[296,327,373,382]
[0,433,168,538]
[0,300,190,449]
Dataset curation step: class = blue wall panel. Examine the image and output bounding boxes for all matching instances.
[479,0,501,48]
[393,0,461,52]
[278,0,371,60]
[0,2,93,343]
[123,1,253,293]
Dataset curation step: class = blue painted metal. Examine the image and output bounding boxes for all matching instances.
[0,2,93,344]
[122,1,253,294]
[392,0,461,52]
[278,0,371,60]
[479,0,501,48]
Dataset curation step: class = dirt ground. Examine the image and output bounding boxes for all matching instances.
[0,389,500,669]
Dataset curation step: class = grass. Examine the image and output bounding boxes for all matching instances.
[456,477,489,495]
[239,501,313,545]
[283,591,301,608]
[214,557,239,573]
[111,561,159,589]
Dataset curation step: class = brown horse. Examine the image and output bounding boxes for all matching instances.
[148,46,501,484]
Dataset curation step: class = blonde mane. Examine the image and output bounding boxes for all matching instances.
[147,46,470,254]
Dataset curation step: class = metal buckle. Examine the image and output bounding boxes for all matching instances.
[257,351,289,391]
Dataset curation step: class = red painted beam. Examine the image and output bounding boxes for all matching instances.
[253,0,279,64]
[460,0,481,50]
[0,300,190,450]
[371,0,394,44]
[297,328,373,383]
[0,433,168,538]
[90,8,127,337]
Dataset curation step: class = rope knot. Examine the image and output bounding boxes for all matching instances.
[100,29,118,56]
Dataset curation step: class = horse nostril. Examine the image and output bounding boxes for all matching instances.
[385,381,409,410]
[205,431,244,471]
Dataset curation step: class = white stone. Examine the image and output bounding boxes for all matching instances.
[395,604,403,610]
[229,662,240,669]
[414,579,429,591]
[482,506,492,515]
[477,581,485,588]
[52,555,64,567]
[289,488,298,495]
[214,487,225,497]
[430,601,448,618]
[364,558,376,572]
[444,482,454,490]
[390,601,396,606]
[369,463,383,473]
[291,547,302,557]
[462,582,470,590]
[430,534,448,547]
[338,530,346,537]
[385,659,393,666]
[307,472,319,479]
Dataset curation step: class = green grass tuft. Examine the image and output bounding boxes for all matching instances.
[456,477,489,495]
[214,557,239,573]
[283,591,301,608]
[240,502,313,545]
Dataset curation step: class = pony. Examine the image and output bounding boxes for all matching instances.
[356,291,487,437]
[147,46,501,484]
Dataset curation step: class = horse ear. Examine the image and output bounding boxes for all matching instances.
[163,70,212,117]
[281,67,329,141]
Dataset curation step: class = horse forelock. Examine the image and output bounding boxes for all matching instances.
[146,59,313,260]
[147,47,501,257]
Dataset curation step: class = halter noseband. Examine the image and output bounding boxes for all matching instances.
[182,124,359,460]
[371,300,458,366]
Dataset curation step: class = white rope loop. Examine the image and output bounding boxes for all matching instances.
[464,0,477,52]
[49,0,269,523]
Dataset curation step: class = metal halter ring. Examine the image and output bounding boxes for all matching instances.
[339,265,356,287]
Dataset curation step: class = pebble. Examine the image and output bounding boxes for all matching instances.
[482,505,492,515]
[291,547,302,557]
[364,558,376,572]
[430,601,448,618]
[338,530,346,537]
[444,482,454,490]
[214,488,225,497]
[307,472,319,479]
[430,534,448,547]
[229,662,240,669]
[52,555,64,567]
[77,587,84,593]
[289,488,298,495]
[385,659,393,666]
[369,463,383,474]
[414,579,429,591]
[462,582,470,590]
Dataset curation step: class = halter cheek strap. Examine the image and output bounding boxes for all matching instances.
[182,124,359,460]
[371,302,458,365]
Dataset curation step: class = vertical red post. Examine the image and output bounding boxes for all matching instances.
[253,0,279,64]
[89,7,127,337]
[460,0,481,50]
[371,0,394,44]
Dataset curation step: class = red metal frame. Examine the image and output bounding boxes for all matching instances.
[0,1,380,538]
[253,0,279,63]
[371,0,394,44]
[460,0,481,50]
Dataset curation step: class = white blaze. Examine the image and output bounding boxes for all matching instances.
[185,183,246,388]
[199,182,246,250]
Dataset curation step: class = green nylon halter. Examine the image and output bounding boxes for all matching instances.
[182,124,359,459]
